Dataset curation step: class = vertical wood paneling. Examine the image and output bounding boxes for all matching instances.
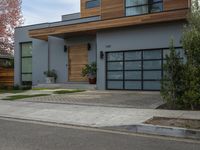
[68,44,88,82]
[101,0,124,20]
[164,0,190,11]
[81,0,101,18]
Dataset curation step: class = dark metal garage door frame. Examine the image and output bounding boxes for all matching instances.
[105,47,183,91]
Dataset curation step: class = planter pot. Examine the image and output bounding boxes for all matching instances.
[45,77,55,84]
[89,78,96,84]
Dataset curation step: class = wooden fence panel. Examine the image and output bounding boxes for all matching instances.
[0,67,14,87]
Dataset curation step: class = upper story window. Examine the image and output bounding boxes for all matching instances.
[86,0,100,9]
[125,0,163,16]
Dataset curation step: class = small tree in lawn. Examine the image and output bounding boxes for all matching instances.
[181,0,200,110]
[161,40,184,109]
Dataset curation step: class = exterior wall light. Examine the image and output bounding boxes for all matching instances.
[87,43,91,51]
[64,45,68,53]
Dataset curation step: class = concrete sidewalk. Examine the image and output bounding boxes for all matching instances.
[0,100,199,127]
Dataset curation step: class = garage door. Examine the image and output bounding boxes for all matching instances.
[106,48,184,91]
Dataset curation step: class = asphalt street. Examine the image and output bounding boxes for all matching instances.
[0,118,199,150]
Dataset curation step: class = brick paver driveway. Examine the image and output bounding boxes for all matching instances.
[21,91,163,109]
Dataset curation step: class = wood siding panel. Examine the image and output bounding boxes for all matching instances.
[81,0,101,18]
[68,44,88,82]
[0,67,14,87]
[29,9,188,40]
[164,0,190,11]
[101,0,124,20]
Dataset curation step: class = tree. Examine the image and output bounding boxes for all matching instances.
[0,0,23,54]
[181,0,200,110]
[162,0,200,110]
[161,40,185,109]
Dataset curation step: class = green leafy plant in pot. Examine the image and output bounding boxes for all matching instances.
[82,63,97,84]
[44,69,57,84]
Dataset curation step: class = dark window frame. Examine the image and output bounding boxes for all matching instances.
[85,0,100,9]
[125,0,163,17]
[106,47,183,91]
[20,42,33,86]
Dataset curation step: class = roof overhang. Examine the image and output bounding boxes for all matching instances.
[29,9,188,41]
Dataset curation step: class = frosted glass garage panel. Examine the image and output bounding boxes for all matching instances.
[163,49,170,59]
[143,60,161,69]
[125,81,142,90]
[176,48,185,58]
[107,71,123,80]
[143,50,161,59]
[107,52,123,61]
[125,51,141,60]
[143,81,161,90]
[163,49,185,59]
[125,71,141,80]
[143,71,162,80]
[125,61,141,70]
[107,62,123,70]
[107,81,123,89]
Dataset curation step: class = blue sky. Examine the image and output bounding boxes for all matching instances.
[22,0,80,25]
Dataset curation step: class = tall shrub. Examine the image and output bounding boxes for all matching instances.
[181,0,200,110]
[161,40,184,109]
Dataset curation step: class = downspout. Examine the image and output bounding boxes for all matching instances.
[47,24,50,71]
[47,38,50,71]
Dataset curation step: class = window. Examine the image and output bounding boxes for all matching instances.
[86,0,100,9]
[21,42,32,85]
[125,0,163,16]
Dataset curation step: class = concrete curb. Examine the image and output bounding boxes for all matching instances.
[0,114,199,140]
[105,124,200,140]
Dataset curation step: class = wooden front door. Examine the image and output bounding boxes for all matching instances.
[68,44,88,82]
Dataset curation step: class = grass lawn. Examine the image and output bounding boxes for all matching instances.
[53,90,85,94]
[0,90,27,94]
[2,94,50,101]
[32,88,58,90]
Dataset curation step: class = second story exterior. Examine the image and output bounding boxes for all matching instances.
[81,0,190,19]
[29,0,191,40]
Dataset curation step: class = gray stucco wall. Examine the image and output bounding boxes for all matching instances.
[48,36,66,83]
[14,24,66,86]
[15,25,97,86]
[14,24,49,86]
[96,21,185,90]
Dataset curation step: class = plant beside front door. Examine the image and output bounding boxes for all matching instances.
[82,62,97,84]
[44,69,57,84]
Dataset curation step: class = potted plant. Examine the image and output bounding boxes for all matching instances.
[44,69,57,84]
[82,63,97,84]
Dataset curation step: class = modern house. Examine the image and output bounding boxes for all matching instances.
[14,0,190,90]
